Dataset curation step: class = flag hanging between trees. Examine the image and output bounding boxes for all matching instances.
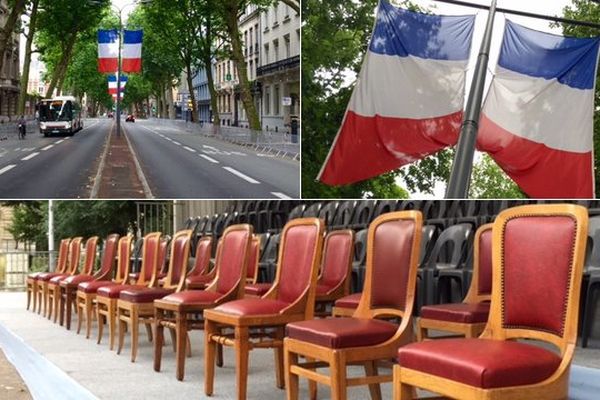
[98,29,119,73]
[122,30,143,73]
[477,21,600,198]
[108,75,128,94]
[317,0,475,185]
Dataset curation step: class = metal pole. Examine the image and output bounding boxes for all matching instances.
[445,0,497,199]
[48,200,55,272]
[116,9,123,137]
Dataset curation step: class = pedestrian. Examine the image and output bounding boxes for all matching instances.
[17,115,26,140]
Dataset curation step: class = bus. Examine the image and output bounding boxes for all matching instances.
[38,96,83,137]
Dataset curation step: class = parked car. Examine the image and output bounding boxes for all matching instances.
[126,114,135,123]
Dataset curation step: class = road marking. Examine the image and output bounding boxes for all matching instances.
[271,192,292,199]
[21,152,39,161]
[0,164,16,175]
[41,144,54,151]
[199,154,219,164]
[223,167,260,184]
[172,141,181,146]
[183,146,196,153]
[203,145,217,150]
[63,137,70,140]
[55,139,65,144]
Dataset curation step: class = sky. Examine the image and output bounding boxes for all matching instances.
[111,0,138,21]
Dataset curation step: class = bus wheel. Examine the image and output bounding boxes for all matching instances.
[43,132,48,138]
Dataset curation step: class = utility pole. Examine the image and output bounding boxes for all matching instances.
[116,10,123,137]
[445,0,498,198]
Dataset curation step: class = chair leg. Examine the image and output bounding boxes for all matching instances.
[169,327,177,353]
[27,285,31,310]
[235,326,250,400]
[274,327,285,389]
[175,311,187,381]
[85,296,93,339]
[109,303,117,351]
[204,320,217,396]
[76,297,83,335]
[582,282,597,348]
[330,351,347,400]
[416,319,426,342]
[392,365,414,400]
[131,307,139,362]
[217,343,224,367]
[65,289,73,330]
[284,346,299,400]
[97,307,104,345]
[186,333,192,357]
[47,287,53,320]
[306,357,317,400]
[145,322,153,343]
[117,306,126,355]
[364,361,382,400]
[153,309,165,373]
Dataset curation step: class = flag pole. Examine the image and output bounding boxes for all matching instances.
[116,10,123,137]
[445,0,497,198]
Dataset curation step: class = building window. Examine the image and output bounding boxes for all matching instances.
[273,39,279,62]
[284,34,290,59]
[274,84,280,116]
[273,4,278,26]
[264,44,269,64]
[249,60,253,80]
[264,86,270,115]
[263,9,269,31]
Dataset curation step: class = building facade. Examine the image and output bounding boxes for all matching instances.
[0,0,21,118]
[192,65,214,124]
[214,36,238,126]
[235,5,260,129]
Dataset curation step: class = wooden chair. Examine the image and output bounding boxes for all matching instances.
[31,238,71,315]
[204,217,325,400]
[185,237,215,289]
[284,211,422,400]
[47,237,83,323]
[153,224,253,381]
[245,235,261,284]
[74,234,121,338]
[394,204,588,400]
[314,229,355,316]
[116,229,193,362]
[58,236,100,329]
[417,223,493,340]
[96,232,161,350]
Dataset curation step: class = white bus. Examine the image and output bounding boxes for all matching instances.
[38,96,83,137]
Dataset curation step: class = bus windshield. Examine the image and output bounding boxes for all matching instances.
[39,101,73,122]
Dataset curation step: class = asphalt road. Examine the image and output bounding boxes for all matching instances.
[0,118,300,199]
[0,118,107,199]
[124,119,299,198]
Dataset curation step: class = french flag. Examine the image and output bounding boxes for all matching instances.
[98,30,119,73]
[108,75,127,95]
[122,30,143,73]
[318,0,475,185]
[477,21,600,198]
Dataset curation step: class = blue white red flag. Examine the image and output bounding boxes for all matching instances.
[122,30,143,73]
[477,21,600,198]
[98,29,119,73]
[318,0,475,185]
[108,75,128,95]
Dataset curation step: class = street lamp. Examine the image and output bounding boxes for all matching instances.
[89,0,152,136]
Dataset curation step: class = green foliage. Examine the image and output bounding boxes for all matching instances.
[468,155,526,199]
[6,202,46,249]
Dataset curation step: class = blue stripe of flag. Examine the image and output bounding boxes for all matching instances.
[98,29,119,44]
[124,30,143,44]
[499,20,600,90]
[107,75,128,82]
[369,0,475,61]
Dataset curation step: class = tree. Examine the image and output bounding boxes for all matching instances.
[0,0,26,74]
[17,0,39,115]
[468,155,526,199]
[5,201,45,249]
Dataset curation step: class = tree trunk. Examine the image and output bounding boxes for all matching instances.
[185,62,197,123]
[45,34,77,98]
[201,11,220,135]
[224,1,261,133]
[0,0,26,74]
[18,0,40,116]
[166,85,175,119]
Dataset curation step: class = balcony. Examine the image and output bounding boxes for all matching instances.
[257,55,299,78]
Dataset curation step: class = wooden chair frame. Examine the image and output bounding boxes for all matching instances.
[32,238,70,315]
[284,211,422,400]
[47,237,83,323]
[393,204,588,400]
[204,217,325,400]
[96,232,156,350]
[314,229,355,317]
[417,223,493,341]
[75,234,123,338]
[117,230,192,362]
[185,236,215,290]
[153,224,253,381]
[59,236,99,329]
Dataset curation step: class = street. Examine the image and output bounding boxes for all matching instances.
[0,118,299,199]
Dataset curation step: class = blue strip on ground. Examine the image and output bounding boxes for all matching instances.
[0,321,98,400]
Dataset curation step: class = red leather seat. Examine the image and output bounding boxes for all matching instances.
[397,338,561,389]
[78,280,118,294]
[334,293,361,309]
[49,274,69,284]
[244,283,272,296]
[287,318,398,349]
[61,274,94,286]
[214,298,289,316]
[97,284,141,299]
[419,302,490,324]
[119,287,173,303]
[161,290,223,305]
[36,272,61,281]
[129,272,166,281]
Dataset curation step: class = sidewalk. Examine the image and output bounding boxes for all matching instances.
[0,348,31,400]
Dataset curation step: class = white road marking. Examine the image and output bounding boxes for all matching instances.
[55,139,65,144]
[183,146,196,153]
[203,145,217,150]
[63,137,70,140]
[271,192,292,199]
[21,152,40,161]
[172,141,181,146]
[41,145,54,151]
[199,154,219,164]
[223,167,260,184]
[0,164,17,175]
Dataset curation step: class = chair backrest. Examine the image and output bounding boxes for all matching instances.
[269,218,324,316]
[135,232,161,286]
[303,203,322,218]
[426,223,472,269]
[97,234,119,277]
[188,237,213,278]
[246,235,261,284]
[287,204,306,220]
[67,237,83,275]
[261,233,280,263]
[158,237,169,274]
[374,200,397,218]
[418,225,437,267]
[319,230,355,292]
[353,229,369,267]
[80,236,99,275]
[211,224,253,297]
[55,238,71,273]
[355,211,422,319]
[351,201,376,226]
[484,204,587,354]
[115,236,133,283]
[464,224,493,303]
[332,200,357,228]
[162,230,192,291]
[318,202,339,226]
